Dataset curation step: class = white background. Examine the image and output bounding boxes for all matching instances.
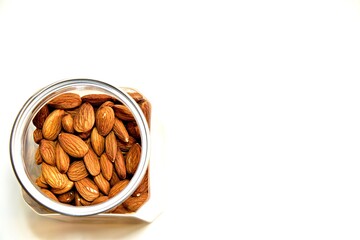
[1,0,360,239]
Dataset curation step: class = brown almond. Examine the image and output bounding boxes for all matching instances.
[58,133,89,158]
[75,177,100,202]
[91,127,105,156]
[81,94,115,106]
[123,193,149,212]
[117,136,137,152]
[41,163,69,189]
[112,104,134,121]
[73,102,95,133]
[80,198,92,206]
[61,114,74,133]
[83,149,101,176]
[48,93,82,109]
[133,170,149,197]
[33,128,43,144]
[126,122,140,139]
[35,146,43,165]
[96,106,115,136]
[41,189,59,202]
[74,192,82,206]
[127,91,144,102]
[105,131,117,162]
[67,161,88,181]
[113,118,129,142]
[35,177,48,188]
[99,153,113,181]
[109,169,121,187]
[114,150,126,179]
[91,196,109,205]
[39,140,56,166]
[99,101,115,108]
[111,204,132,214]
[94,173,110,195]
[139,100,151,127]
[42,109,65,140]
[126,143,141,175]
[55,143,70,173]
[33,105,50,129]
[77,129,92,139]
[51,180,74,195]
[57,190,75,203]
[108,179,129,198]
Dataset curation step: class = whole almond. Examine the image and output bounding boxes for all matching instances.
[105,131,117,162]
[33,105,50,129]
[94,173,110,195]
[117,136,136,152]
[114,150,126,179]
[127,91,144,103]
[77,129,92,139]
[51,180,74,195]
[61,114,74,133]
[109,169,121,187]
[39,140,56,166]
[73,102,95,133]
[41,189,59,202]
[81,94,115,106]
[83,149,101,176]
[41,163,69,189]
[35,146,43,165]
[99,101,115,108]
[33,128,43,144]
[133,170,149,197]
[74,192,82,206]
[55,143,70,173]
[35,177,48,188]
[48,93,82,109]
[57,190,75,203]
[99,153,113,181]
[112,104,134,121]
[80,198,92,206]
[113,118,129,142]
[139,100,151,127]
[126,143,141,175]
[42,109,65,140]
[96,106,115,136]
[58,133,89,158]
[108,179,129,198]
[111,204,132,214]
[75,177,100,202]
[67,161,88,181]
[123,193,149,212]
[91,127,105,156]
[91,196,109,205]
[126,122,140,139]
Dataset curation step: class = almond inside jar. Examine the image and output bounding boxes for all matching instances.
[32,90,151,214]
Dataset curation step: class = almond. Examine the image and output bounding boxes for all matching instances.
[91,196,109,205]
[41,163,69,189]
[113,118,129,142]
[127,91,144,103]
[94,173,110,195]
[109,169,121,187]
[81,94,115,106]
[35,146,43,165]
[73,102,95,133]
[114,149,126,179]
[41,189,59,202]
[58,133,89,158]
[74,192,82,206]
[91,127,105,156]
[75,177,100,202]
[48,93,82,109]
[105,131,117,162]
[99,153,113,181]
[77,129,92,139]
[133,170,149,197]
[57,190,75,203]
[51,180,74,195]
[39,140,56,166]
[61,114,74,133]
[117,136,137,152]
[67,161,88,181]
[111,204,132,214]
[55,143,70,173]
[35,177,48,188]
[126,143,141,175]
[83,149,101,176]
[33,128,43,144]
[126,122,140,139]
[80,198,92,206]
[108,179,129,198]
[123,193,149,212]
[112,104,134,121]
[33,105,50,129]
[139,100,151,127]
[99,101,115,108]
[42,109,65,140]
[95,106,115,136]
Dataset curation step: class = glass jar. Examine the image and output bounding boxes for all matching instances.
[10,79,163,223]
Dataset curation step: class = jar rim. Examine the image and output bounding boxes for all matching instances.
[10,78,150,216]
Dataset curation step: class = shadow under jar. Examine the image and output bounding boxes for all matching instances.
[10,79,161,223]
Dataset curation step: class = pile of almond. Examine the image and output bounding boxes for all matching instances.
[33,90,150,213]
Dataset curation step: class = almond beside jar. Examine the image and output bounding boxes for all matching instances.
[10,79,162,223]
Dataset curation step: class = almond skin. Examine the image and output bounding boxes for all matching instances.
[96,106,115,136]
[57,190,75,203]
[91,127,105,156]
[58,133,89,158]
[83,149,101,176]
[67,161,89,181]
[39,140,56,166]
[48,93,82,109]
[33,105,50,129]
[61,114,74,133]
[109,169,121,187]
[35,177,48,188]
[73,102,95,133]
[112,104,134,121]
[91,196,109,205]
[41,163,69,189]
[51,180,74,195]
[94,173,110,195]
[42,109,65,140]
[126,122,140,139]
[108,179,129,198]
[117,136,137,152]
[114,149,126,179]
[126,143,141,175]
[113,118,129,142]
[41,189,59,202]
[123,193,149,212]
[100,153,113,181]
[75,177,100,202]
[55,143,70,173]
[127,91,144,103]
[33,128,43,144]
[105,131,117,162]
[81,94,115,106]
